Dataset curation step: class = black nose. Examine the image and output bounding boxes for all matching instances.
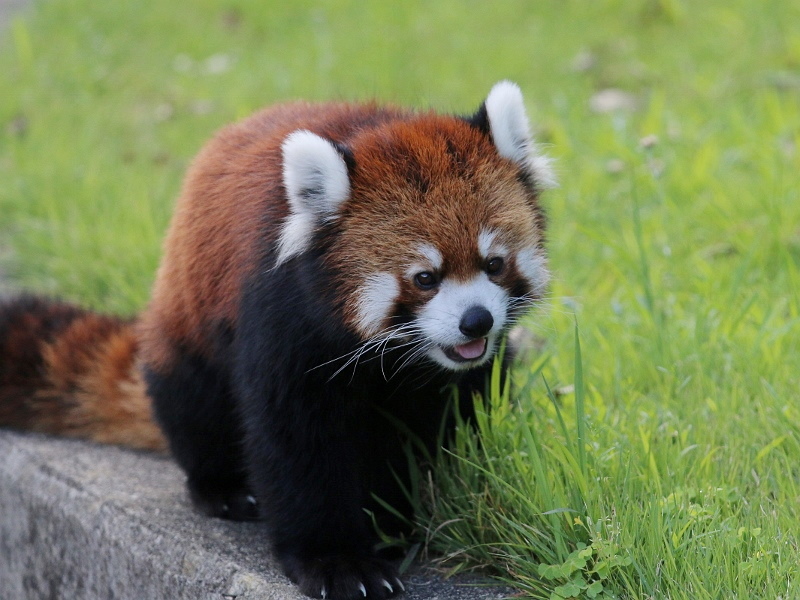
[459,306,494,338]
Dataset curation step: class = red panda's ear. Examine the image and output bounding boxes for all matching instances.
[277,130,351,264]
[477,81,557,191]
[282,130,351,218]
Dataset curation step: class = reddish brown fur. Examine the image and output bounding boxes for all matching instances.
[0,297,166,451]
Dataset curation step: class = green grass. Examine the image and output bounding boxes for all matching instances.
[2,0,799,597]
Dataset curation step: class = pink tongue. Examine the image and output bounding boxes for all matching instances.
[454,338,487,360]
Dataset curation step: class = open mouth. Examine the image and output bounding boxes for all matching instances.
[442,338,488,363]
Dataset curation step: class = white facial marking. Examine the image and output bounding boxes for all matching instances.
[406,243,443,279]
[516,247,550,297]
[417,243,443,270]
[417,273,508,370]
[477,228,508,259]
[355,273,398,337]
[485,80,557,189]
[477,229,496,258]
[277,130,350,265]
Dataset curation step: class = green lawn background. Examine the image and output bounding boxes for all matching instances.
[1,0,799,598]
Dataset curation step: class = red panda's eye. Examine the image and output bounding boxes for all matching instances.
[414,271,438,290]
[486,257,504,276]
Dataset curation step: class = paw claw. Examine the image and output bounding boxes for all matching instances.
[286,554,399,600]
[246,495,257,505]
[395,578,405,592]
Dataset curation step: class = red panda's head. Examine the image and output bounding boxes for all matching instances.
[277,82,554,372]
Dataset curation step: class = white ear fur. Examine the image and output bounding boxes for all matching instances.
[485,81,557,189]
[282,130,350,218]
[277,130,350,265]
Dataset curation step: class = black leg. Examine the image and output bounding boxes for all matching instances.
[234,377,403,599]
[143,349,259,521]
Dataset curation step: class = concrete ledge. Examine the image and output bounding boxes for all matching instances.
[0,431,508,600]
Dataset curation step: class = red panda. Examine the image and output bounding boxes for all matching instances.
[0,81,554,600]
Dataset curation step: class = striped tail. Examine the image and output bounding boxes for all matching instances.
[0,295,167,451]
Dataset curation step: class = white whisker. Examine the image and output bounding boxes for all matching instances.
[304,321,426,382]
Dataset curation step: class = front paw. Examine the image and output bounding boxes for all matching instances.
[187,478,261,521]
[282,554,404,599]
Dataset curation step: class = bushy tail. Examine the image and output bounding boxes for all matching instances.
[0,295,167,451]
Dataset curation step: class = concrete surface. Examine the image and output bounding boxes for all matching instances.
[0,431,510,599]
